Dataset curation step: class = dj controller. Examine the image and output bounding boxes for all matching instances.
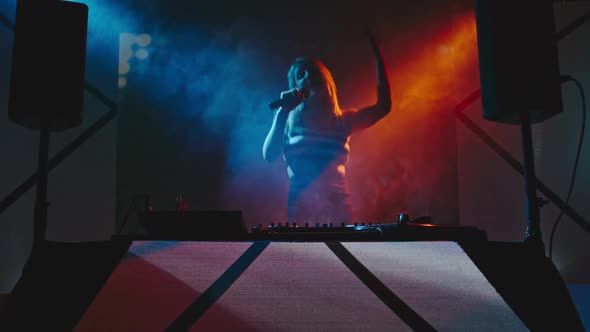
[249,220,487,243]
[129,211,488,243]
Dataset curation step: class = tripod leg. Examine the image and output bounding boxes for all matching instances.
[520,111,544,250]
[33,126,50,245]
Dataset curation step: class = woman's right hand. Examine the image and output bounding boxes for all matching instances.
[279,88,306,112]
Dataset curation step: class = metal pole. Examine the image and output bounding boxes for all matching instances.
[33,125,50,245]
[520,111,543,248]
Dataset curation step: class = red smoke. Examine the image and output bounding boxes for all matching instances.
[348,12,479,223]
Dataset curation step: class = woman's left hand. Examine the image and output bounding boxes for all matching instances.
[365,28,384,61]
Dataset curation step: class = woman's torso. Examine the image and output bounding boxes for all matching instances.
[282,102,353,224]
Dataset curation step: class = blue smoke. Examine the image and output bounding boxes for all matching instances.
[109,12,291,222]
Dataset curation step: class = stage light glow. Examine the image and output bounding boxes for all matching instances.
[118,76,127,88]
[136,33,152,47]
[135,48,149,60]
[395,12,478,111]
[119,33,135,64]
[118,61,130,75]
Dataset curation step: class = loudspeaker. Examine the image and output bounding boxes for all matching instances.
[474,0,563,124]
[8,0,88,132]
[0,240,131,331]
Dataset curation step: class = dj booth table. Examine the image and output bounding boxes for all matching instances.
[75,238,529,331]
[1,216,583,331]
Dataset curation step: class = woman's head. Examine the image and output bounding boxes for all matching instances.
[287,57,341,114]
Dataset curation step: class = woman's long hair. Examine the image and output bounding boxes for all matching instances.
[287,57,343,116]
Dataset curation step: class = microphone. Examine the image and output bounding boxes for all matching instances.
[268,88,307,110]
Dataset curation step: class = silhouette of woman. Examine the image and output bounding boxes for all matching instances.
[263,32,392,225]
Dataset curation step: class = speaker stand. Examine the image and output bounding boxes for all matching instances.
[519,111,544,251]
[33,124,50,246]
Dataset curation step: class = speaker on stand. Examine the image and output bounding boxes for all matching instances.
[8,0,89,245]
[474,0,563,249]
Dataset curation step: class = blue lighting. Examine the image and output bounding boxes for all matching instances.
[135,48,149,60]
[136,33,152,47]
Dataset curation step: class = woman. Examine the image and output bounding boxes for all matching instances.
[263,33,392,225]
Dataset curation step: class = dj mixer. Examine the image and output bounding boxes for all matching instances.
[127,211,487,243]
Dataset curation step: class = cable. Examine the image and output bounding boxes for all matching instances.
[549,76,586,260]
[115,192,148,235]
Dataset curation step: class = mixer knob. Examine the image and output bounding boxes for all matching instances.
[398,212,410,224]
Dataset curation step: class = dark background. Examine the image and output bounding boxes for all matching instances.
[0,0,589,301]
